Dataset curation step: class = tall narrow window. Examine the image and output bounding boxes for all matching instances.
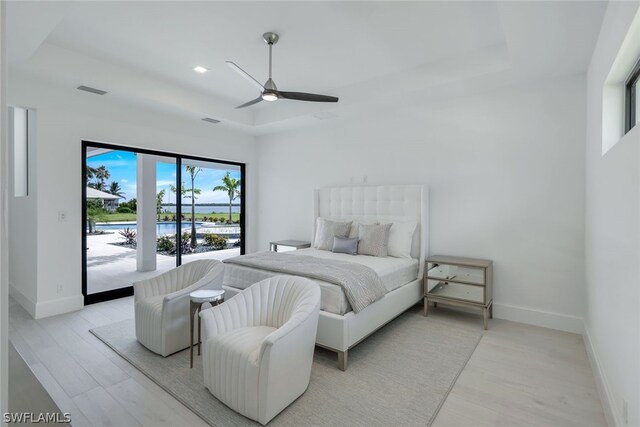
[9,107,29,197]
[625,56,640,134]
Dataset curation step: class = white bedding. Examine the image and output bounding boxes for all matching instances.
[223,248,418,315]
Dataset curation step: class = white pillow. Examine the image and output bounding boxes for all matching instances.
[314,218,352,251]
[385,221,417,259]
[348,220,379,239]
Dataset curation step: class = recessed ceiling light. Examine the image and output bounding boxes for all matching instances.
[193,66,208,73]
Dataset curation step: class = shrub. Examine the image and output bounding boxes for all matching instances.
[119,227,137,245]
[204,234,228,250]
[157,235,174,252]
[116,206,134,214]
[179,232,193,254]
[119,198,137,211]
[162,215,170,222]
[212,217,220,223]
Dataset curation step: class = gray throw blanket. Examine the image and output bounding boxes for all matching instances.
[224,252,386,313]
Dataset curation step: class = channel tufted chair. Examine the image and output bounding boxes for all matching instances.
[199,275,321,425]
[134,259,224,357]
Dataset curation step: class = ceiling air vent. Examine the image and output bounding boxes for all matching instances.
[77,85,107,95]
[312,111,338,120]
[202,117,221,124]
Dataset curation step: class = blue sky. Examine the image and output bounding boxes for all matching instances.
[87,150,241,204]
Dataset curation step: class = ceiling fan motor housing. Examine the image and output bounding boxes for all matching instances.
[263,32,279,45]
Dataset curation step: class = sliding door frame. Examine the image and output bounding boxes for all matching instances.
[81,140,246,305]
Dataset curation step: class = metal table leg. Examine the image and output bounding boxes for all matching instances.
[190,301,200,368]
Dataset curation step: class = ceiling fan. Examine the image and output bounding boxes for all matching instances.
[226,32,339,109]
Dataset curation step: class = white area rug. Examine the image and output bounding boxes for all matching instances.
[91,306,482,426]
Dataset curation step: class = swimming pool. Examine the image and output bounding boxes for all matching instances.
[94,222,203,235]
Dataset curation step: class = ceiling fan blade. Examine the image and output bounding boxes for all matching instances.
[277,91,338,103]
[225,61,264,92]
[235,96,263,109]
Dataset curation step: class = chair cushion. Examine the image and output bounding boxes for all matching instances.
[211,326,276,365]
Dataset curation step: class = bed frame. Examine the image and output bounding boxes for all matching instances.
[312,185,429,370]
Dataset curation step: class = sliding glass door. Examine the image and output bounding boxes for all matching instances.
[82,141,245,304]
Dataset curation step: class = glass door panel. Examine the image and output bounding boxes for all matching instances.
[83,141,245,304]
[178,159,242,262]
[85,148,138,295]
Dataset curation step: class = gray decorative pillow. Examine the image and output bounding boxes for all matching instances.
[357,223,392,257]
[348,220,379,239]
[314,218,352,251]
[332,236,359,255]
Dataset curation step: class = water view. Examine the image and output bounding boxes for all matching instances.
[161,205,240,214]
[95,221,204,234]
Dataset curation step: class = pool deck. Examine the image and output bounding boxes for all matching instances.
[86,231,239,294]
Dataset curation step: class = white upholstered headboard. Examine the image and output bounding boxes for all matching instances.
[312,185,429,277]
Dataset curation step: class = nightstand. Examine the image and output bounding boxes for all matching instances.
[269,240,311,252]
[424,255,493,330]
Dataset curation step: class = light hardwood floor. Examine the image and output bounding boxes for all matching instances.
[8,296,606,427]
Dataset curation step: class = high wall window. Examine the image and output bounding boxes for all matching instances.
[626,56,640,133]
[9,107,30,197]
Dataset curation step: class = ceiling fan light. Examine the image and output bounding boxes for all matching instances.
[262,92,278,102]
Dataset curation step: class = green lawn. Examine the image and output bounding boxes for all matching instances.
[102,212,240,223]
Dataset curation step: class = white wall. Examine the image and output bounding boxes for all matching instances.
[257,74,587,333]
[0,0,9,420]
[584,2,640,426]
[7,75,258,318]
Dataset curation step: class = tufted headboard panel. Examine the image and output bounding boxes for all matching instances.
[312,185,429,276]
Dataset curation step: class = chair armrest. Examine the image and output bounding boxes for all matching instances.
[261,300,320,350]
[256,299,320,423]
[133,274,170,302]
[163,273,219,303]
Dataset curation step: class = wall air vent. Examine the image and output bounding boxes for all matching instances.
[77,85,107,95]
[312,111,338,120]
[202,117,221,124]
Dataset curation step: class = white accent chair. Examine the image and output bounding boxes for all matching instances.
[134,259,224,357]
[199,275,321,425]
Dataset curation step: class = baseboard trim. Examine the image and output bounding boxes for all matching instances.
[34,295,84,319]
[492,302,584,334]
[583,322,620,427]
[8,284,36,319]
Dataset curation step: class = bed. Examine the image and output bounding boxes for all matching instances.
[223,185,429,370]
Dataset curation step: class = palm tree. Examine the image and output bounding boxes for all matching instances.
[213,172,241,224]
[94,166,111,191]
[86,165,98,181]
[185,166,202,247]
[108,181,125,198]
[156,189,166,221]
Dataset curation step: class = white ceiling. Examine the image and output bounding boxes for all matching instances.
[7,1,607,135]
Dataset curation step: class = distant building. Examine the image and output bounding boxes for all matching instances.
[86,187,122,212]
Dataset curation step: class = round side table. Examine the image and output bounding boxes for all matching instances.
[190,289,225,368]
